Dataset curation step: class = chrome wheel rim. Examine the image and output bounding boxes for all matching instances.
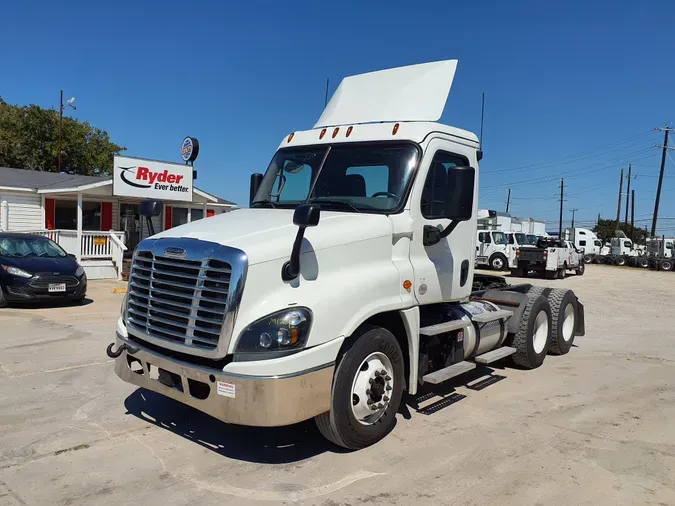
[562,303,575,342]
[351,352,394,425]
[532,310,549,354]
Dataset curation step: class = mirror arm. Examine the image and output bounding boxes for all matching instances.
[423,221,459,246]
[282,227,306,281]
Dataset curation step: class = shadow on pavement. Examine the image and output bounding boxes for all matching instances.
[124,388,346,464]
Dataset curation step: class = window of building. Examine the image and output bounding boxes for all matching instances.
[54,200,101,231]
[421,151,469,219]
[172,208,189,227]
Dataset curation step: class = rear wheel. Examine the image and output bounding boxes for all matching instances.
[615,256,626,266]
[511,293,552,369]
[660,259,674,271]
[575,261,585,276]
[638,257,649,268]
[315,325,404,450]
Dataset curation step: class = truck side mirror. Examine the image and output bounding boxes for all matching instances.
[444,166,475,221]
[249,173,264,206]
[282,204,321,281]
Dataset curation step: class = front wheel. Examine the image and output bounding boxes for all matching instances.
[660,259,674,272]
[583,254,594,264]
[315,325,404,450]
[489,254,507,271]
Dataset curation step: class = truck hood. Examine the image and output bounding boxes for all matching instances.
[153,208,393,265]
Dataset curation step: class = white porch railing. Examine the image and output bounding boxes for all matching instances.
[25,229,128,280]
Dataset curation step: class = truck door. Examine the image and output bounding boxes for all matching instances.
[408,139,477,304]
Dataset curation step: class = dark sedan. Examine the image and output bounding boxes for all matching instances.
[0,233,87,307]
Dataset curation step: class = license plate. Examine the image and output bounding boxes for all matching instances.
[48,283,66,293]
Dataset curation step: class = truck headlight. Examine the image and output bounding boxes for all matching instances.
[235,308,312,361]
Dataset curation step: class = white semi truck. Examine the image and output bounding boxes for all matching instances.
[565,227,602,264]
[108,60,585,450]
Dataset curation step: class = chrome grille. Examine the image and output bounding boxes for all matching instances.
[127,250,232,351]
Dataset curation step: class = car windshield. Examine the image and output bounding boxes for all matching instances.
[0,236,67,258]
[252,143,419,213]
[492,232,506,245]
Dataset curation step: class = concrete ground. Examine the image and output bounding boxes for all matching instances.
[1,266,674,505]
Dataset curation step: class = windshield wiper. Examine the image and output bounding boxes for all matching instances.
[251,200,277,208]
[309,199,362,213]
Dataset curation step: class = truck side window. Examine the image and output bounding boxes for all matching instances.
[624,241,631,248]
[479,232,491,244]
[421,151,469,219]
[579,240,586,246]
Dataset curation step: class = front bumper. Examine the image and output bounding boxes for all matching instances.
[114,334,335,427]
[3,276,87,301]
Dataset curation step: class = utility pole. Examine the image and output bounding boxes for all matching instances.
[615,168,624,231]
[558,178,564,238]
[652,126,671,237]
[58,90,76,173]
[597,213,601,226]
[570,208,579,229]
[58,90,63,172]
[624,163,632,227]
[631,189,635,242]
[505,188,511,213]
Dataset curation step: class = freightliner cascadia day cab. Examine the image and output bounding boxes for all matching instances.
[109,60,586,450]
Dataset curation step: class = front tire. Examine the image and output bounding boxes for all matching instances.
[511,293,552,369]
[315,325,404,450]
[660,259,674,271]
[583,254,593,264]
[489,254,507,271]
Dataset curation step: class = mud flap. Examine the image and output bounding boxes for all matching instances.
[575,300,586,336]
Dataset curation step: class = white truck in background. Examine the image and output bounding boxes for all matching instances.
[475,230,509,270]
[107,60,585,450]
[511,238,584,279]
[640,237,675,271]
[565,227,602,264]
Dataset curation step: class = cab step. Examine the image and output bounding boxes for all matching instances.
[471,309,513,324]
[474,346,517,364]
[422,361,476,385]
[419,319,470,336]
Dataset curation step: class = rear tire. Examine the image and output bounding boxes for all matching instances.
[315,325,404,450]
[660,259,674,271]
[638,257,649,268]
[575,261,585,276]
[511,293,552,369]
[546,289,578,355]
[615,256,626,266]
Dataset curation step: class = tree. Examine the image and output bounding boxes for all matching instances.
[593,219,649,244]
[0,97,125,175]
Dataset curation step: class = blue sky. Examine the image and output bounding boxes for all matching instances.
[2,0,675,234]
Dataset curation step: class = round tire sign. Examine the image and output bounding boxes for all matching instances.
[181,136,199,163]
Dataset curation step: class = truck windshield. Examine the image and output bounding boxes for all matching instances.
[526,234,538,245]
[253,143,419,213]
[514,233,527,244]
[492,232,506,245]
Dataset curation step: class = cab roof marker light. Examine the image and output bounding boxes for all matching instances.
[332,127,340,139]
[319,128,327,140]
[346,126,353,137]
[287,132,295,143]
[392,123,400,135]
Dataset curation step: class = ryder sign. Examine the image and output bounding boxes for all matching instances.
[113,156,193,202]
